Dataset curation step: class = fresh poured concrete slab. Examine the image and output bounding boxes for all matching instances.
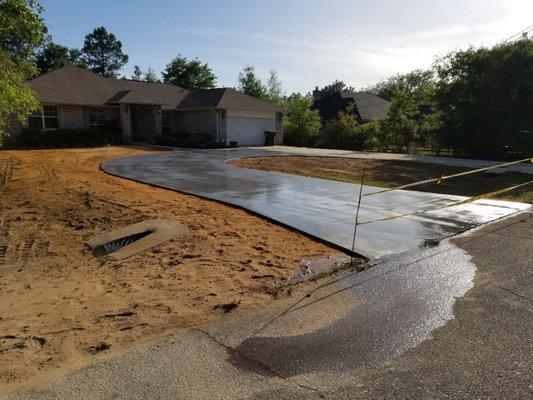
[256,145,533,174]
[101,148,530,258]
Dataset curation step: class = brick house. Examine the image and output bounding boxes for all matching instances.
[13,65,284,146]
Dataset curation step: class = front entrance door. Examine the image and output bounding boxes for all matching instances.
[130,105,156,142]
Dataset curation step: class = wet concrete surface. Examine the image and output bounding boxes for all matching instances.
[224,239,477,377]
[257,146,533,174]
[3,213,532,399]
[102,147,530,258]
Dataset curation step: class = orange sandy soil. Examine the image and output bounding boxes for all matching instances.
[0,146,335,392]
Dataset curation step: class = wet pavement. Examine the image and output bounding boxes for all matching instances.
[257,146,533,174]
[102,147,530,258]
[226,245,476,377]
[5,213,531,399]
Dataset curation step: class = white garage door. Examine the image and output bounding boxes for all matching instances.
[226,114,276,146]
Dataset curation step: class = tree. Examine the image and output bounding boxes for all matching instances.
[144,67,158,83]
[0,0,46,64]
[363,69,435,103]
[282,93,322,147]
[0,0,46,144]
[81,26,128,78]
[381,85,418,152]
[162,55,216,89]
[322,105,367,150]
[265,70,283,104]
[131,65,142,80]
[35,41,84,74]
[435,38,533,158]
[0,48,39,145]
[314,80,354,98]
[237,66,266,99]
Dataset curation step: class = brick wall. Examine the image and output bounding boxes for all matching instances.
[176,110,217,139]
[58,105,84,129]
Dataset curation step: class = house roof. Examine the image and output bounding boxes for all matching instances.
[177,88,283,112]
[29,66,283,112]
[339,91,390,121]
[313,91,390,121]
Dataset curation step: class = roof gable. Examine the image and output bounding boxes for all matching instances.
[30,66,283,112]
[314,91,390,121]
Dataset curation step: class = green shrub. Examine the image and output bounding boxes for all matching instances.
[322,107,365,150]
[3,128,112,149]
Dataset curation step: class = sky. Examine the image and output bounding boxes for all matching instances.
[40,0,533,93]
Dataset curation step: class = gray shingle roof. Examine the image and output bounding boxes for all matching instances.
[177,88,283,112]
[30,66,283,112]
[313,90,390,121]
[339,91,390,121]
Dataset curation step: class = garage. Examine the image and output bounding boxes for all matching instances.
[226,110,276,146]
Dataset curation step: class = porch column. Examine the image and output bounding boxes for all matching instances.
[153,106,162,137]
[119,104,132,142]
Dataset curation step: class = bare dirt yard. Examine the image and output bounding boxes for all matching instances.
[0,146,335,393]
[229,156,532,203]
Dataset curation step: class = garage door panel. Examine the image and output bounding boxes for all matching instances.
[227,117,275,146]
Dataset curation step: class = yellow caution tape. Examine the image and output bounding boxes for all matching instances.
[357,179,533,226]
[362,157,533,197]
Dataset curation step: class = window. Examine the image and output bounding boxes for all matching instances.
[28,109,44,129]
[27,106,59,129]
[43,106,58,129]
[162,112,172,135]
[89,109,106,129]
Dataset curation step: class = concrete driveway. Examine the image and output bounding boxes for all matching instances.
[4,212,532,399]
[101,147,529,258]
[258,146,533,174]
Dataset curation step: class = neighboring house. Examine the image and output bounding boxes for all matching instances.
[12,65,283,146]
[312,88,390,122]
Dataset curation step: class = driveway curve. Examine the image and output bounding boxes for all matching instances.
[101,147,529,258]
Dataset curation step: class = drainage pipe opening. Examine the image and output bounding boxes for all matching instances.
[92,230,153,257]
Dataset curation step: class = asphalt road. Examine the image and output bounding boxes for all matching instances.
[101,147,529,258]
[5,212,532,399]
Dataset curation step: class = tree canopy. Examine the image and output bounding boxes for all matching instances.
[162,55,216,89]
[0,0,45,143]
[0,0,46,64]
[364,69,436,104]
[435,38,533,158]
[144,67,158,83]
[131,65,142,80]
[381,85,418,152]
[81,26,128,78]
[283,93,322,147]
[265,70,284,105]
[315,80,354,98]
[237,66,267,99]
[35,41,84,74]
